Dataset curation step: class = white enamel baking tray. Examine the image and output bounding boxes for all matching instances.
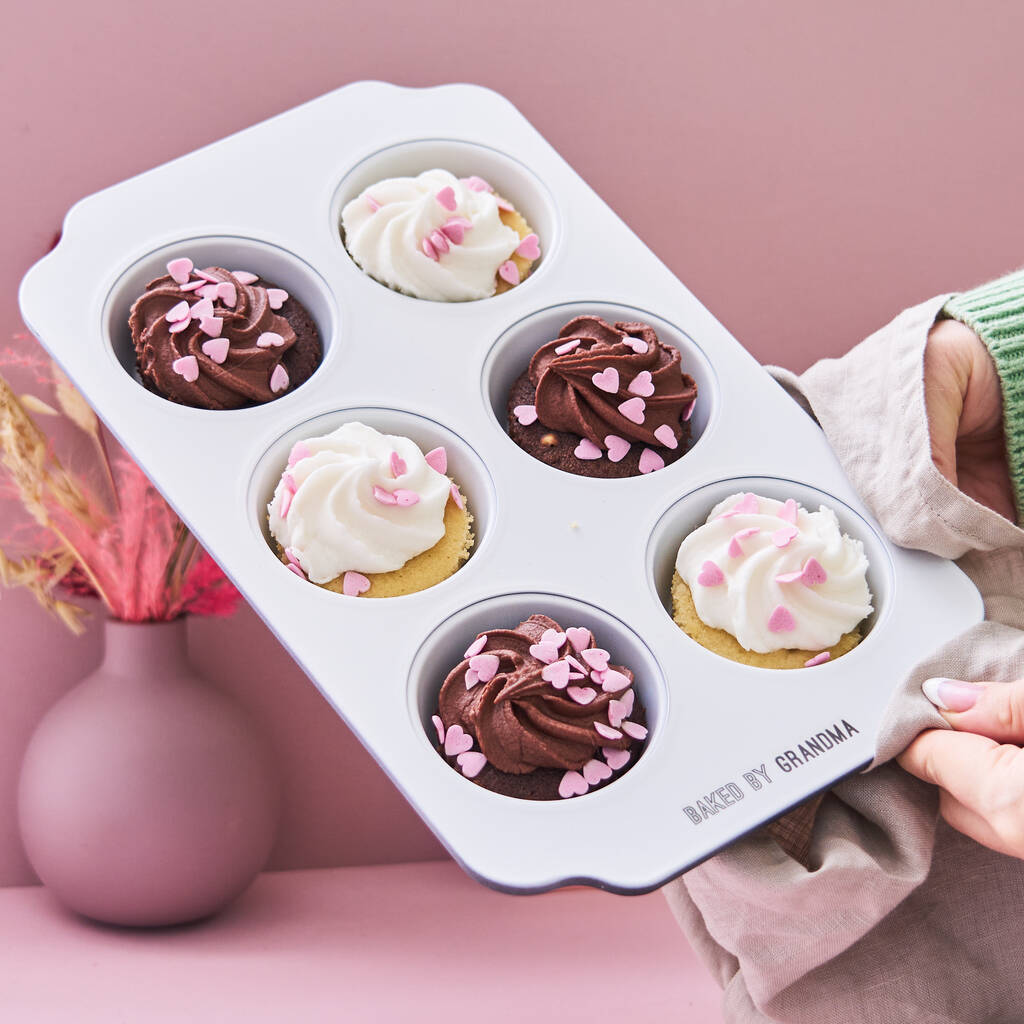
[18,82,982,894]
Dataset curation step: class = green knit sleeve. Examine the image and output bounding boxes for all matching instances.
[943,269,1024,520]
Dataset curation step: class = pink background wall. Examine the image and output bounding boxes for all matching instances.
[3,1,1023,887]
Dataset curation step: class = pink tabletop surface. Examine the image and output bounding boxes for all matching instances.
[2,1,1023,890]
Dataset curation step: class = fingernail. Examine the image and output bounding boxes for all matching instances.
[922,677,982,712]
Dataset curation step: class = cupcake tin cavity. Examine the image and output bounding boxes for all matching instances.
[19,82,983,894]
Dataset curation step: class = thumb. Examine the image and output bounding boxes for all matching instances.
[922,677,1024,743]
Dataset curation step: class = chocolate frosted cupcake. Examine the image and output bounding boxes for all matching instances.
[508,316,697,477]
[129,257,321,410]
[433,615,648,800]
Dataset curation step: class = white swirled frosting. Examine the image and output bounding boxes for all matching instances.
[268,422,451,583]
[675,492,873,653]
[341,169,522,301]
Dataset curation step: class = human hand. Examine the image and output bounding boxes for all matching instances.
[924,319,1015,520]
[898,678,1024,858]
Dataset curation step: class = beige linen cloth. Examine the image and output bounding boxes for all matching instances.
[663,295,1024,1024]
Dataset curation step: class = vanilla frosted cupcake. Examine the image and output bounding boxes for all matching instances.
[672,492,872,668]
[267,423,473,598]
[340,169,539,301]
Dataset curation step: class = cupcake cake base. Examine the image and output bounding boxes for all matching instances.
[671,572,862,669]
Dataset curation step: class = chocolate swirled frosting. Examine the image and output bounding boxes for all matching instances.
[507,316,698,478]
[129,258,321,410]
[434,614,648,800]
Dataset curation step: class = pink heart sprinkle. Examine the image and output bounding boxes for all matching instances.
[372,486,398,506]
[581,648,610,672]
[565,628,591,653]
[421,237,439,261]
[628,370,655,397]
[189,298,214,319]
[496,196,514,212]
[457,751,487,779]
[780,498,798,524]
[464,668,479,690]
[541,629,566,649]
[342,571,370,598]
[529,642,558,664]
[590,670,606,687]
[515,233,540,260]
[198,284,220,301]
[697,560,725,586]
[805,652,831,667]
[718,493,759,519]
[682,399,696,422]
[287,562,306,580]
[431,715,446,745]
[462,175,491,192]
[199,316,223,337]
[179,279,205,292]
[542,660,570,689]
[565,654,586,673]
[603,747,631,771]
[604,435,630,463]
[429,229,450,255]
[390,451,407,478]
[498,260,520,286]
[554,339,580,355]
[166,258,193,284]
[284,546,301,567]
[443,724,473,757]
[464,635,488,659]
[592,367,619,393]
[424,446,448,474]
[258,332,285,349]
[558,771,588,799]
[201,337,230,364]
[583,759,612,785]
[171,355,199,382]
[449,483,464,510]
[620,689,635,717]
[266,288,289,309]
[394,489,420,507]
[600,668,630,693]
[653,424,678,449]
[232,271,259,285]
[165,300,190,323]
[768,605,796,633]
[638,448,664,474]
[513,404,538,426]
[435,186,457,211]
[574,437,602,460]
[621,721,648,740]
[279,488,293,519]
[595,722,622,740]
[775,569,804,584]
[618,396,646,424]
[288,441,311,467]
[469,653,499,682]
[366,195,381,212]
[269,364,289,394]
[194,269,220,283]
[567,686,597,706]
[625,336,648,354]
[283,472,297,494]
[608,699,627,728]
[440,217,472,244]
[728,527,760,558]
[167,319,190,335]
[801,557,828,585]
[772,525,798,548]
[216,281,237,307]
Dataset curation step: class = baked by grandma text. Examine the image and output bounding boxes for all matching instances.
[681,719,860,825]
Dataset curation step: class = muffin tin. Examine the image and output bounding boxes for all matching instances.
[18,82,983,894]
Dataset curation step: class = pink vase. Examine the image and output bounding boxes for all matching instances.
[17,618,280,927]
